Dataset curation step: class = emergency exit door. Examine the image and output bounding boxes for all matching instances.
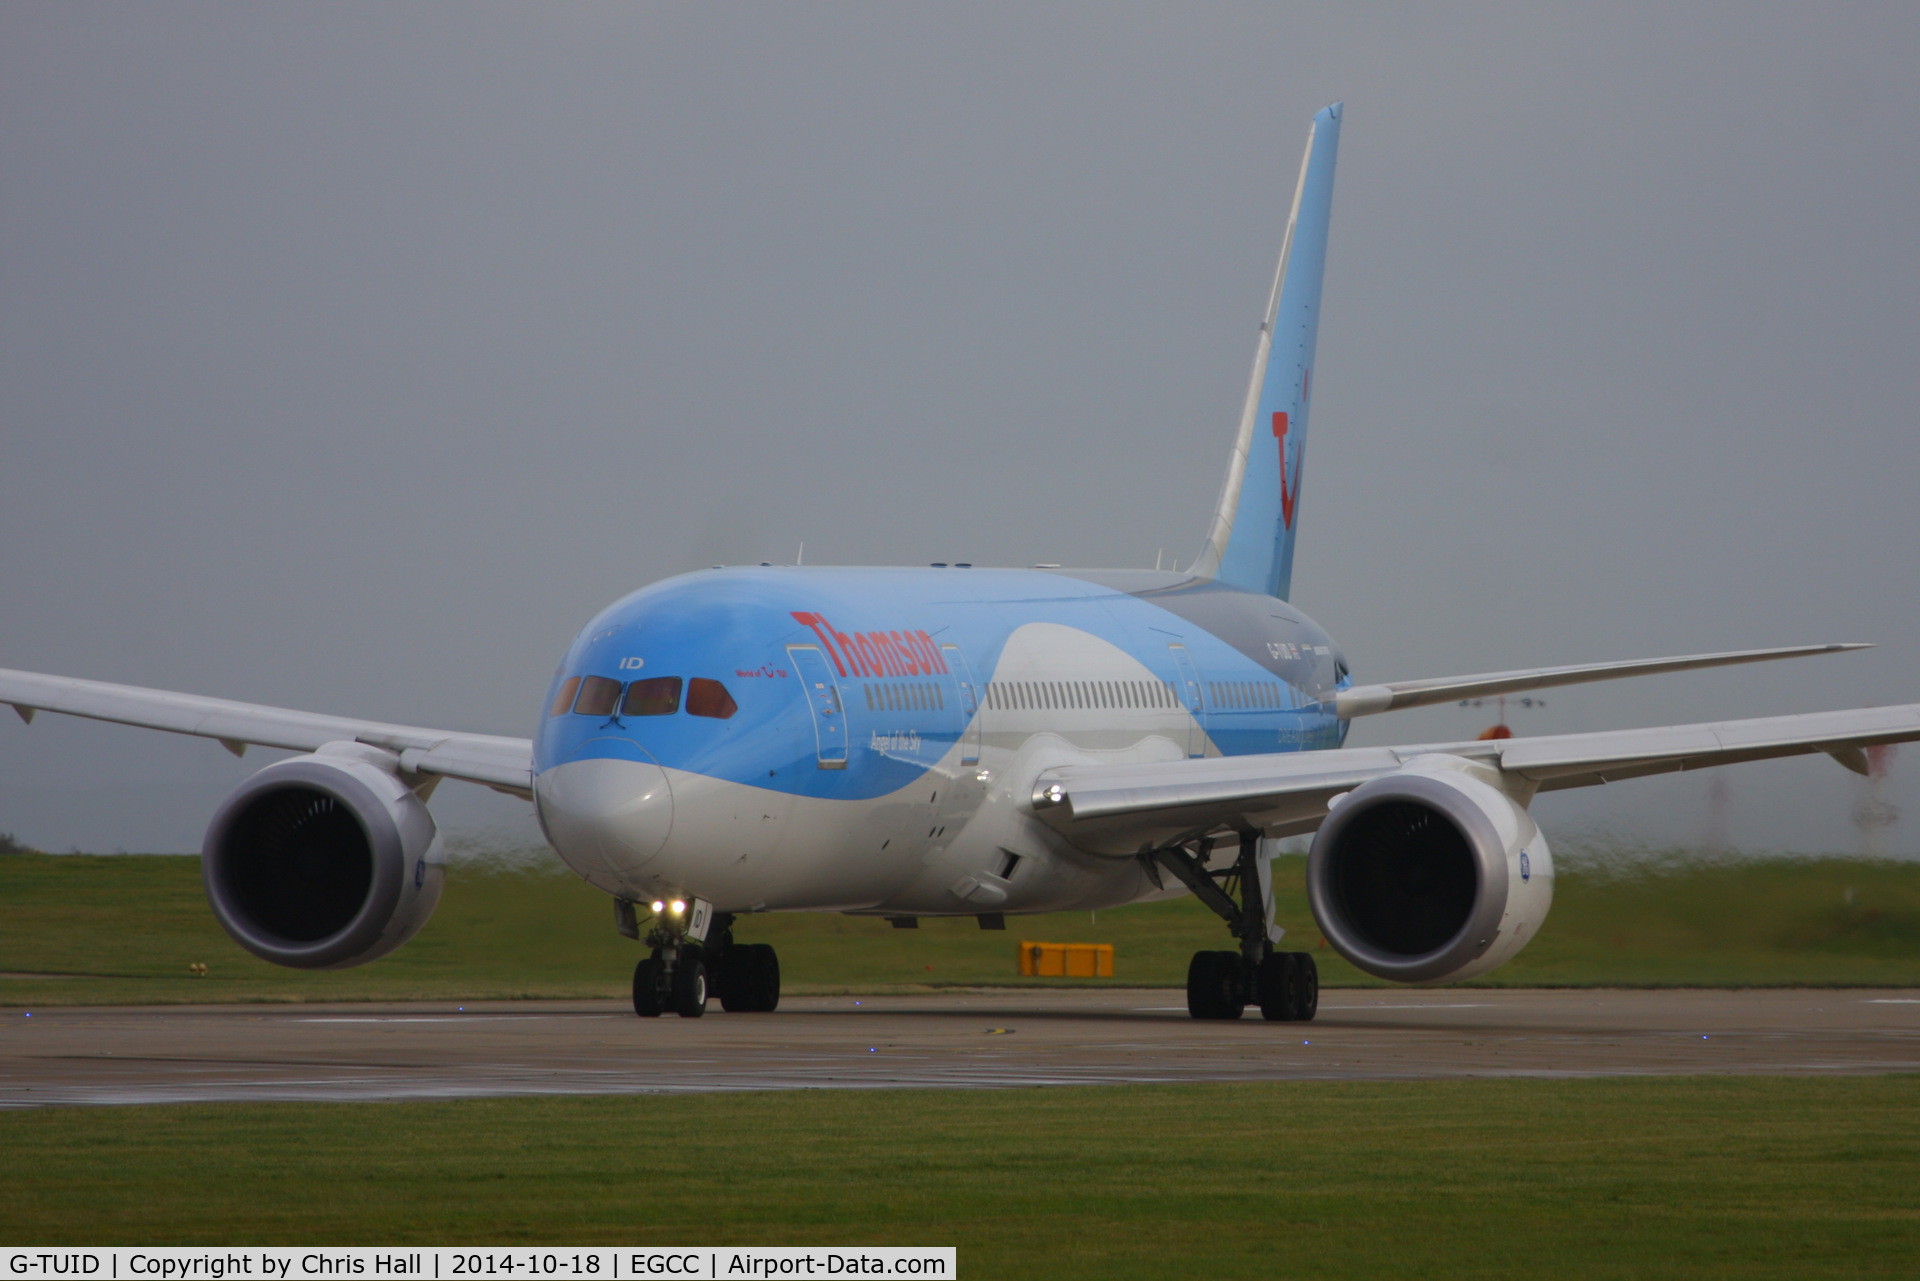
[1168,644,1208,757]
[941,644,981,766]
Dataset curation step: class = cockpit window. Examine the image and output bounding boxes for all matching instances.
[572,675,623,717]
[622,676,682,717]
[548,676,582,717]
[686,678,738,720]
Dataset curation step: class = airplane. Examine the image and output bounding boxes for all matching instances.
[5,103,1917,1023]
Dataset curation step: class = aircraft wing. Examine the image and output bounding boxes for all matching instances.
[0,667,534,798]
[1030,701,1920,852]
[1331,643,1870,717]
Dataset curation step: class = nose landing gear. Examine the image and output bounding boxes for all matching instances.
[622,901,781,1018]
[1147,835,1319,1022]
[631,947,709,1018]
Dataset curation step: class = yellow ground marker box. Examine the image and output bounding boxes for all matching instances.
[1019,941,1114,978]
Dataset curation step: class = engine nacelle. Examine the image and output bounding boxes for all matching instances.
[1306,755,1552,984]
[201,743,445,969]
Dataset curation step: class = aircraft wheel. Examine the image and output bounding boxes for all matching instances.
[715,943,779,1012]
[671,952,709,1018]
[1257,951,1299,1022]
[749,943,781,1012]
[1291,951,1319,1022]
[716,948,751,1013]
[632,957,666,1018]
[1186,950,1244,1020]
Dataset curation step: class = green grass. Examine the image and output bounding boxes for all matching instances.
[1,1077,1918,1276]
[4,850,1920,1006]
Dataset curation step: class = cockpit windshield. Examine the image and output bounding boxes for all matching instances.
[572,675,622,717]
[622,676,682,717]
[551,673,737,722]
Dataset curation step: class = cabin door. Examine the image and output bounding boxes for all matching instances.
[787,645,849,769]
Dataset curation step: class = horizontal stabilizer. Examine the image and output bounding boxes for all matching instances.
[1332,643,1870,718]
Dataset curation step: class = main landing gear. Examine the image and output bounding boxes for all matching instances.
[1144,835,1318,1022]
[627,904,781,1018]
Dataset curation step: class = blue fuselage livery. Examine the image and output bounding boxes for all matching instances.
[532,568,1348,916]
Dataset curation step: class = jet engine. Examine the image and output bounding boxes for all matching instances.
[201,743,445,969]
[1306,756,1552,984]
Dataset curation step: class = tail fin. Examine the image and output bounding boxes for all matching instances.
[1191,103,1342,600]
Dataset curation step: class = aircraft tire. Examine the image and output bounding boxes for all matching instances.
[715,948,751,1013]
[1256,951,1299,1022]
[632,957,666,1018]
[1186,950,1244,1020]
[671,953,709,1018]
[750,943,781,1012]
[1291,951,1319,1021]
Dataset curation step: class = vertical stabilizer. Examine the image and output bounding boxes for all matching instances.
[1190,103,1342,599]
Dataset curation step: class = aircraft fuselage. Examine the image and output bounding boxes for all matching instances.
[532,565,1349,917]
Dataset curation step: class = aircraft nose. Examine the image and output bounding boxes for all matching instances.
[535,753,674,875]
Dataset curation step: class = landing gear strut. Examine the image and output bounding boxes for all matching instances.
[627,906,781,1018]
[1146,835,1318,1022]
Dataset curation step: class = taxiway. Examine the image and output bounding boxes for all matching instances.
[4,987,1917,1108]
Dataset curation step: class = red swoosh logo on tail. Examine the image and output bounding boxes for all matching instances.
[1273,411,1303,530]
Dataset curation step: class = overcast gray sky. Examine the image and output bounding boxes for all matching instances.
[2,3,1916,856]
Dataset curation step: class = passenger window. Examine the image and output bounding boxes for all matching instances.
[623,676,682,717]
[549,676,582,717]
[574,675,623,717]
[687,678,738,719]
